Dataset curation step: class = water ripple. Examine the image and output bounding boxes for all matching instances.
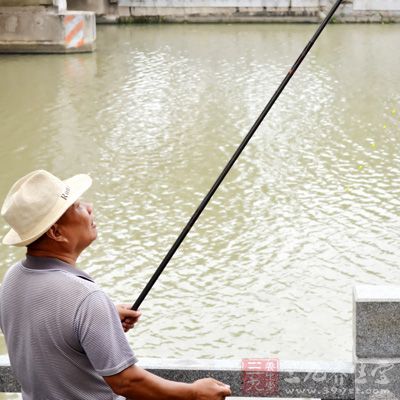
[0,25,399,364]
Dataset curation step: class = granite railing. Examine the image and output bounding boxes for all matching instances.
[1,284,399,399]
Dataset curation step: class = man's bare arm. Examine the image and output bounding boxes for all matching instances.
[104,364,231,400]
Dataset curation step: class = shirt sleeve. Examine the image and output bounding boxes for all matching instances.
[74,290,138,376]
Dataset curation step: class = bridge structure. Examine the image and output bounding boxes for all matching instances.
[0,0,96,53]
[0,0,400,53]
[70,0,400,23]
[1,284,400,400]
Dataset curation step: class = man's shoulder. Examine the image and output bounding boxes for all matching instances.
[60,269,99,292]
[2,261,24,282]
[2,259,100,299]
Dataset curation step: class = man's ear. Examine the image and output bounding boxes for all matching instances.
[45,224,68,243]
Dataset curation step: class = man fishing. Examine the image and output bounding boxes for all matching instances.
[0,169,231,400]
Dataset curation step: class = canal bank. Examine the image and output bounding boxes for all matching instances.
[69,0,400,23]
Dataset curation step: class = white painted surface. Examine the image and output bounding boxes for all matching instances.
[354,284,400,302]
[118,0,320,8]
[353,0,400,10]
[292,0,319,6]
[139,357,354,373]
[119,0,400,10]
[54,0,67,11]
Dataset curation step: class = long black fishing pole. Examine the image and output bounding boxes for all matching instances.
[132,0,343,311]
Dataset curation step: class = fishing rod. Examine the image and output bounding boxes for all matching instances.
[131,0,343,311]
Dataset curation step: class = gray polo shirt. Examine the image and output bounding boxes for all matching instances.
[0,256,137,400]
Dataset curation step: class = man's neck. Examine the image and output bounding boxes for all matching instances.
[26,249,77,266]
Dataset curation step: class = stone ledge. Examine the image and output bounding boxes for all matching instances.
[354,359,400,400]
[354,285,400,302]
[354,286,400,359]
[0,356,354,397]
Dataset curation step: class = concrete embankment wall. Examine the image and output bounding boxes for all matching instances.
[68,0,400,23]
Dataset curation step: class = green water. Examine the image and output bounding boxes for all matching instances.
[0,23,399,397]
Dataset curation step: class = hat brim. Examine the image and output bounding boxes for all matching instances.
[2,174,92,247]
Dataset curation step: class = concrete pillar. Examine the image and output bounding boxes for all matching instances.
[354,285,400,400]
[0,0,95,53]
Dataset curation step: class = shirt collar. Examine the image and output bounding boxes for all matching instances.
[21,255,95,283]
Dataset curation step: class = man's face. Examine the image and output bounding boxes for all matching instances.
[57,200,97,252]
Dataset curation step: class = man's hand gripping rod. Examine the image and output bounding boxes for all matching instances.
[131,0,343,311]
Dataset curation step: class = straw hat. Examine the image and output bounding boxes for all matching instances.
[1,170,92,247]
